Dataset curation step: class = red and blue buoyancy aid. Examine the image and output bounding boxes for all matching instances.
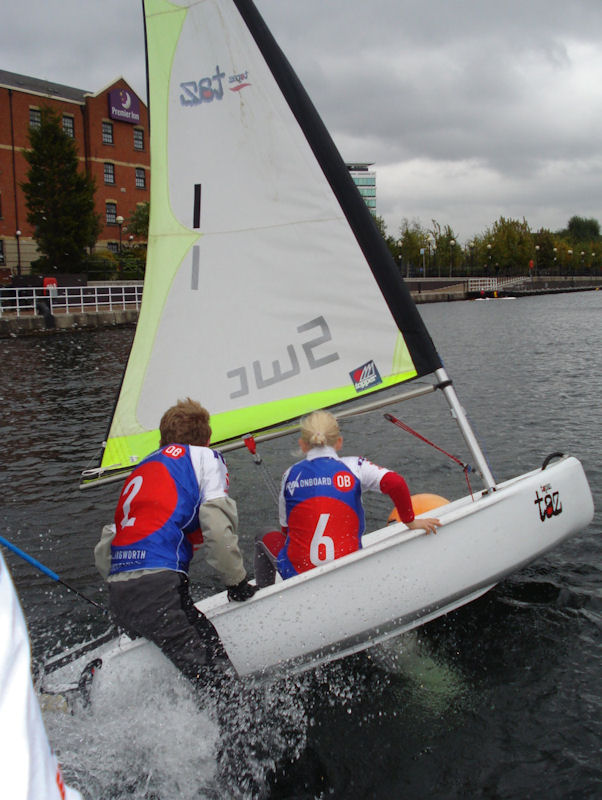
[110,444,221,575]
[277,455,365,578]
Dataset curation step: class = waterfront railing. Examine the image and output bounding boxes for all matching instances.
[0,284,143,317]
[466,277,530,293]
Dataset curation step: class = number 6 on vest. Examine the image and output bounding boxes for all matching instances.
[309,514,335,566]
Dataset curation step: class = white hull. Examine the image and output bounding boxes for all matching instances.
[42,456,594,694]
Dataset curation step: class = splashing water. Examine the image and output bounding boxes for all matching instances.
[42,659,312,800]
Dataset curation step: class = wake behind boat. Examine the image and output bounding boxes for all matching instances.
[41,0,594,698]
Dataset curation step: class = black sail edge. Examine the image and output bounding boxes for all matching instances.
[232,0,443,378]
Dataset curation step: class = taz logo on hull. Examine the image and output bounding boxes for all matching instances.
[534,485,563,522]
[350,360,382,393]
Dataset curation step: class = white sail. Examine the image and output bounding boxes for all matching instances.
[96,0,440,480]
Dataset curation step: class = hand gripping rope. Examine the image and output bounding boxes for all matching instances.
[384,413,474,498]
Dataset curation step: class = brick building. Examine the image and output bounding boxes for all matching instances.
[0,70,149,276]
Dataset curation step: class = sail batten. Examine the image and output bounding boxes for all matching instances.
[93,0,443,482]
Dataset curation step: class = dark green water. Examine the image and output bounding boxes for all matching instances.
[1,291,600,799]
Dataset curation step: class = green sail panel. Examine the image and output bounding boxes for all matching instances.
[98,0,440,480]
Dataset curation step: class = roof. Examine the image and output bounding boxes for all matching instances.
[346,162,375,171]
[0,69,89,103]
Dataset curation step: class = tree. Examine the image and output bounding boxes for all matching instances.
[564,215,600,242]
[482,216,533,275]
[398,218,429,277]
[127,202,150,241]
[22,107,101,273]
[532,228,555,274]
[428,220,459,277]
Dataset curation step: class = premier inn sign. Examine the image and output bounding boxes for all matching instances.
[108,89,141,124]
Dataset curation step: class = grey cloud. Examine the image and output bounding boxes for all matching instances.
[3,0,602,238]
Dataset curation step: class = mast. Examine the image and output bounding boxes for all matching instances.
[435,368,497,491]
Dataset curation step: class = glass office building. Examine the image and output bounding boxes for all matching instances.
[346,162,376,214]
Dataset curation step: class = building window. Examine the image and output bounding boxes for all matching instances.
[135,168,146,189]
[102,121,114,145]
[357,186,376,198]
[0,240,4,265]
[62,115,74,138]
[106,202,117,225]
[133,128,144,151]
[107,242,119,254]
[104,163,115,185]
[29,108,41,128]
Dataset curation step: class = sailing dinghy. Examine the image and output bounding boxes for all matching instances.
[41,0,594,695]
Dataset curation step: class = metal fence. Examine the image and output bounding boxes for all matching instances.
[466,277,529,292]
[0,284,143,317]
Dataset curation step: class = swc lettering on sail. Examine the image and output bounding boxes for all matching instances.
[180,65,250,106]
[227,316,339,399]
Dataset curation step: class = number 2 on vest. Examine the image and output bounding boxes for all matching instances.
[120,475,143,529]
[310,513,335,566]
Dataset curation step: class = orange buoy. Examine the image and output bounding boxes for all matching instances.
[388,493,450,524]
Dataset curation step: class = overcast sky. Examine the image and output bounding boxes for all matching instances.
[3,0,602,243]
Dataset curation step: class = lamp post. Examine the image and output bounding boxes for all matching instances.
[534,244,539,277]
[15,229,22,277]
[449,239,455,278]
[486,243,492,274]
[116,215,124,277]
[116,215,124,253]
[553,247,557,274]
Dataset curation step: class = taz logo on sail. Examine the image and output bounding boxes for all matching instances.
[350,360,382,393]
[180,65,251,105]
[534,484,563,522]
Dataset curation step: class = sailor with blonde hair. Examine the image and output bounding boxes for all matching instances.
[255,409,441,585]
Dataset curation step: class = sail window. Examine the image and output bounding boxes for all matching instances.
[193,184,201,228]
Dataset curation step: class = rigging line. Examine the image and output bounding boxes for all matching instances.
[384,413,475,498]
[0,536,109,615]
[242,435,281,507]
